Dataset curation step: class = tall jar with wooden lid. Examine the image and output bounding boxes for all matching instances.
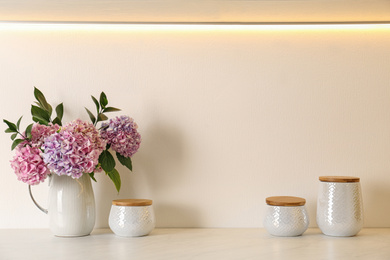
[317,176,363,236]
[264,196,309,237]
[109,199,155,237]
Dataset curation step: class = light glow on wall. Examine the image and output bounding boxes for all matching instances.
[0,22,389,32]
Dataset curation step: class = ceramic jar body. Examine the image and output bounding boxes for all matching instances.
[109,204,155,237]
[264,205,309,237]
[47,173,96,237]
[317,182,363,236]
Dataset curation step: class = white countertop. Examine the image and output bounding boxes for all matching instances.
[1,228,390,259]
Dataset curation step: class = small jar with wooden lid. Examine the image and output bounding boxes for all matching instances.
[264,196,309,237]
[109,199,155,237]
[317,176,363,236]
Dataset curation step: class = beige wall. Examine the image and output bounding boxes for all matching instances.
[1,0,389,22]
[0,23,389,228]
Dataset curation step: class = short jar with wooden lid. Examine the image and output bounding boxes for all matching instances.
[317,176,363,237]
[264,196,309,237]
[109,199,155,237]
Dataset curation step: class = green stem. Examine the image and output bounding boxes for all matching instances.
[17,130,28,141]
[94,108,101,127]
[94,107,106,127]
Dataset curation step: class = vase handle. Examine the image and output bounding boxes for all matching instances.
[28,185,48,214]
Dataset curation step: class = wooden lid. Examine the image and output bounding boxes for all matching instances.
[266,196,306,206]
[319,176,360,183]
[112,199,153,206]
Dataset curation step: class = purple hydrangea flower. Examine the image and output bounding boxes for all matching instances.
[41,119,106,179]
[100,115,141,158]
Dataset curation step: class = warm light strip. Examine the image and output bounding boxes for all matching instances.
[0,22,389,31]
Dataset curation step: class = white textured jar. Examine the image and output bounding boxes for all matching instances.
[109,199,155,237]
[264,196,309,237]
[317,176,363,237]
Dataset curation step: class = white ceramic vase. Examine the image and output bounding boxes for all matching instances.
[29,173,96,237]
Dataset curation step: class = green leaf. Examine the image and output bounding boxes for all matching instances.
[32,116,49,126]
[25,123,33,139]
[5,128,16,133]
[11,139,24,150]
[31,105,50,122]
[16,116,23,130]
[3,119,17,132]
[91,95,100,114]
[116,152,132,171]
[34,87,50,112]
[99,150,116,172]
[34,87,45,102]
[85,108,96,124]
[107,168,121,193]
[47,103,53,117]
[103,107,121,113]
[89,172,97,182]
[52,117,62,126]
[97,113,108,122]
[11,133,17,140]
[55,103,64,121]
[99,92,108,108]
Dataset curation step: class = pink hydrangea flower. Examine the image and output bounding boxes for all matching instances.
[61,119,106,152]
[100,115,141,158]
[41,119,106,179]
[10,145,49,185]
[30,123,60,147]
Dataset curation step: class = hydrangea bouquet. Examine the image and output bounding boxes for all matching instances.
[3,87,141,192]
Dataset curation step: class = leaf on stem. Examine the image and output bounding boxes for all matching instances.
[97,113,108,122]
[89,172,97,182]
[32,116,49,126]
[5,128,16,133]
[91,95,100,114]
[16,116,23,129]
[3,119,17,132]
[107,168,121,193]
[99,92,108,108]
[48,104,53,117]
[103,107,121,113]
[11,133,17,140]
[25,123,33,139]
[99,150,116,172]
[85,108,96,124]
[11,139,24,150]
[31,105,50,123]
[52,117,62,126]
[55,103,64,121]
[116,152,132,171]
[34,87,52,116]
